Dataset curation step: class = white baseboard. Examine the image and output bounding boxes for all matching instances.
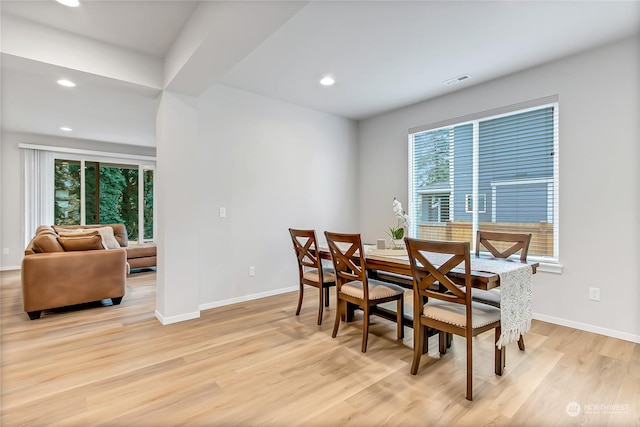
[152,285,299,324]
[0,265,20,272]
[533,313,640,344]
[155,309,200,325]
[199,286,298,311]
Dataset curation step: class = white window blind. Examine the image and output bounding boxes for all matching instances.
[408,100,559,262]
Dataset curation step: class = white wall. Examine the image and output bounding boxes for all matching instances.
[358,36,640,342]
[195,84,358,308]
[0,132,22,270]
[155,92,200,323]
[0,131,155,270]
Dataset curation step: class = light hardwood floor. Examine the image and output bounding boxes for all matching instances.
[1,269,638,426]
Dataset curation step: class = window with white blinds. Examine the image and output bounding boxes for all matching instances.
[408,99,559,262]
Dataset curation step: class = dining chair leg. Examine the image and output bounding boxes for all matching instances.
[422,327,429,354]
[396,296,404,340]
[332,299,344,338]
[517,334,525,351]
[495,327,505,376]
[324,287,330,307]
[466,335,473,401]
[411,323,423,375]
[295,282,304,316]
[361,306,370,353]
[346,302,355,322]
[439,331,447,355]
[317,286,324,325]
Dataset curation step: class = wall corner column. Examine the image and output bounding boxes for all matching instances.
[155,90,200,324]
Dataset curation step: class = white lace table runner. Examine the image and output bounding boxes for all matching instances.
[470,257,533,348]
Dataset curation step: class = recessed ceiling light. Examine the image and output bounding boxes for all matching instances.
[320,76,335,86]
[56,0,80,7]
[60,127,73,132]
[57,79,76,87]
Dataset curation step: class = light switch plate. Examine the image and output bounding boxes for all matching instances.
[219,207,226,218]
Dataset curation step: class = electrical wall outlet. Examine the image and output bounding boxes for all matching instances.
[2,248,9,255]
[219,207,227,218]
[249,266,255,277]
[589,287,600,301]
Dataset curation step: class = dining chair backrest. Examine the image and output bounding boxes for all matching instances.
[405,237,503,401]
[405,238,472,321]
[323,231,369,299]
[475,230,531,262]
[289,228,322,272]
[289,228,336,325]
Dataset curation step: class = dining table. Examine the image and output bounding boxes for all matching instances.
[317,244,539,349]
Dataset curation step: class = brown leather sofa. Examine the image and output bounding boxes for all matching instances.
[22,225,128,319]
[21,224,156,320]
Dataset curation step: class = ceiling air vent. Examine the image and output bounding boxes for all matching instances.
[443,74,471,86]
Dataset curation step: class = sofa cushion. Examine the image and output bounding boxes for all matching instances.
[35,225,56,236]
[125,243,157,258]
[58,229,92,236]
[31,233,65,253]
[58,230,102,246]
[53,224,128,247]
[57,235,105,251]
[55,227,119,249]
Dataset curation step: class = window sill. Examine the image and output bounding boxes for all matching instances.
[536,262,563,274]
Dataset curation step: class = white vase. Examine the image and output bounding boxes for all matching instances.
[391,239,405,249]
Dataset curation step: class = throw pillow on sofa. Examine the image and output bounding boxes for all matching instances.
[58,230,101,241]
[57,235,105,251]
[90,227,121,249]
[54,226,121,249]
[32,233,65,253]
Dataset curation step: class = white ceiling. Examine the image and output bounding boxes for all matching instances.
[223,1,640,119]
[1,1,639,147]
[1,0,199,57]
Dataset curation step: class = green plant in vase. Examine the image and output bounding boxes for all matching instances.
[387,197,409,249]
[388,225,404,240]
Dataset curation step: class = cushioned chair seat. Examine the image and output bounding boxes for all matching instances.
[471,288,501,308]
[423,299,501,328]
[303,268,336,283]
[342,279,404,300]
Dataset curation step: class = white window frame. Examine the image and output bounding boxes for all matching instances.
[21,143,156,244]
[408,96,560,268]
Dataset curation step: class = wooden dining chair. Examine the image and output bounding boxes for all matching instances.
[472,230,532,351]
[289,228,336,325]
[405,237,504,401]
[324,231,404,352]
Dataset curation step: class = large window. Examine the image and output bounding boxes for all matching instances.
[409,99,559,262]
[53,159,155,243]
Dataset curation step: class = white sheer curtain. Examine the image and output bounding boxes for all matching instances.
[22,148,54,247]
